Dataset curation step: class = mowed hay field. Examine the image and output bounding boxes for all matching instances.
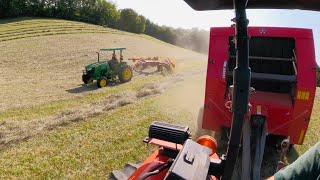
[0,18,208,178]
[0,18,319,179]
[0,18,205,111]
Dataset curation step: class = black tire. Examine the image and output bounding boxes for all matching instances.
[82,74,93,84]
[82,74,90,84]
[118,65,133,83]
[97,77,107,88]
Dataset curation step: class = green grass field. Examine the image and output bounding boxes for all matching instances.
[0,18,319,179]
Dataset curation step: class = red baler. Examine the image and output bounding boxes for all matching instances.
[203,27,317,145]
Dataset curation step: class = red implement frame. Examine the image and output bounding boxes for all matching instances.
[128,138,219,180]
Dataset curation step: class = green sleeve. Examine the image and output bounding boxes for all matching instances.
[274,141,320,180]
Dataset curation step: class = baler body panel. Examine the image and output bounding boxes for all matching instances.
[203,27,317,144]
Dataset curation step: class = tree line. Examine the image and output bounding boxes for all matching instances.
[0,0,209,54]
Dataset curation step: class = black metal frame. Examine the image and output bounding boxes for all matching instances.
[96,52,100,62]
[222,0,251,179]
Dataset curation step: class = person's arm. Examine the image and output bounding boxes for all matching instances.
[272,141,320,180]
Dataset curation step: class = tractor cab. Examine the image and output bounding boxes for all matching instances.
[99,47,126,66]
[82,47,132,88]
[99,47,125,71]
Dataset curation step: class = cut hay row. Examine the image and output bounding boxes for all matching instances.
[0,73,184,151]
[0,21,109,35]
[0,19,154,43]
[0,24,120,39]
[0,27,111,38]
[0,30,138,42]
[0,24,100,33]
[0,74,165,122]
[0,18,176,47]
[0,19,85,27]
[0,21,86,28]
[0,26,103,37]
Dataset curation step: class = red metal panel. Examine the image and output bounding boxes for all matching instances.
[248,27,313,39]
[128,149,170,180]
[249,91,292,136]
[289,36,317,144]
[203,29,232,131]
[203,26,317,144]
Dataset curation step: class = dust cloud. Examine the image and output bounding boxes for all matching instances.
[156,70,212,139]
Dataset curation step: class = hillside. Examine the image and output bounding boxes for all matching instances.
[0,17,142,42]
[0,18,206,111]
[0,18,319,179]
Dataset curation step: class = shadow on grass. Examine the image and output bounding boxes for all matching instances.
[66,81,123,93]
[66,84,98,93]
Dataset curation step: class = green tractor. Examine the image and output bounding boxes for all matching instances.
[82,47,133,88]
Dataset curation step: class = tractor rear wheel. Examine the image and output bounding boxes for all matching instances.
[97,77,107,88]
[82,74,93,84]
[118,65,133,83]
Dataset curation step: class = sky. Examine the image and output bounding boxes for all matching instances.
[113,0,320,65]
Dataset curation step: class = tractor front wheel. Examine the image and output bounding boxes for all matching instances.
[97,77,107,88]
[82,74,93,84]
[118,65,133,83]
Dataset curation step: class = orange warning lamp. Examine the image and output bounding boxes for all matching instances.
[196,135,218,155]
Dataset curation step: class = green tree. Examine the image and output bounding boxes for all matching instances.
[161,26,176,44]
[1,0,27,17]
[96,0,119,28]
[25,0,44,16]
[145,19,159,36]
[78,0,97,23]
[56,0,77,19]
[135,15,146,34]
[118,8,145,34]
[119,8,138,32]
